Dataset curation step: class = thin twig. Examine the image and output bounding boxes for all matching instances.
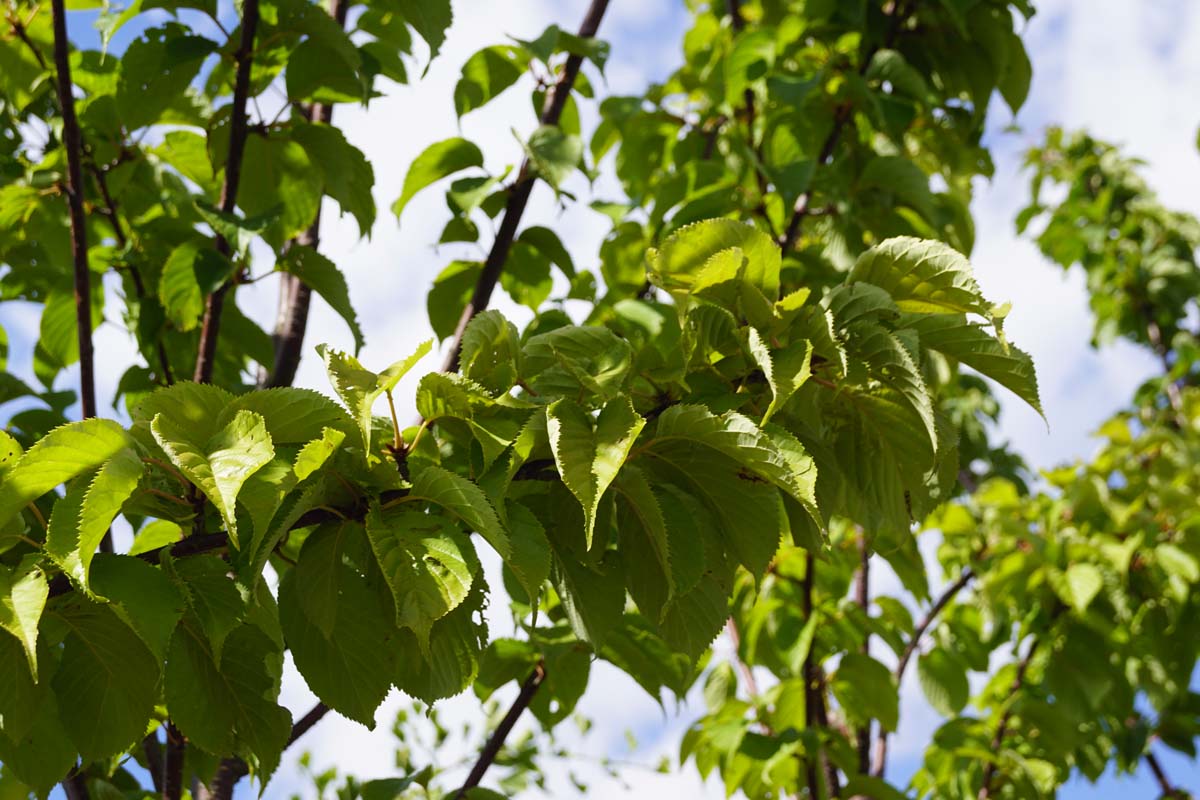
[872,567,975,777]
[779,1,909,253]
[440,0,612,373]
[193,0,261,384]
[1144,751,1179,798]
[803,552,841,798]
[455,662,546,798]
[853,534,871,778]
[725,617,760,698]
[978,634,1045,799]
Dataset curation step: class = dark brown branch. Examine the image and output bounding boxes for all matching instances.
[872,567,975,777]
[853,534,871,778]
[287,701,330,748]
[193,0,261,384]
[259,0,349,390]
[163,723,186,800]
[440,0,611,374]
[1144,751,1179,798]
[803,552,841,798]
[143,734,165,794]
[49,0,96,422]
[62,767,89,800]
[977,635,1045,799]
[455,661,546,799]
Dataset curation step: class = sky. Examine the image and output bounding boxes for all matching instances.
[3,0,1200,797]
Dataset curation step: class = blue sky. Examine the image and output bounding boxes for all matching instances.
[5,0,1199,797]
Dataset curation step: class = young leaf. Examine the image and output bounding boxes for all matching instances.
[318,341,432,455]
[454,45,529,117]
[832,653,899,732]
[547,396,645,548]
[522,125,583,191]
[918,647,970,717]
[0,419,134,531]
[0,558,48,680]
[392,138,483,222]
[46,448,143,590]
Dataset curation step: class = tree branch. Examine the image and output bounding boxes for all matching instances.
[163,723,186,800]
[259,0,350,390]
[871,567,975,777]
[1144,750,1180,798]
[853,534,871,778]
[977,634,1046,799]
[803,552,841,798]
[779,1,910,253]
[50,0,106,551]
[48,0,95,415]
[725,617,760,698]
[440,0,611,373]
[455,661,546,799]
[193,0,261,384]
[62,767,90,800]
[143,733,165,794]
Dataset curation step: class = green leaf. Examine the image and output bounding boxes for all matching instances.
[454,45,529,117]
[392,583,487,702]
[365,503,479,648]
[279,533,396,728]
[901,314,1043,417]
[89,554,186,660]
[291,121,376,237]
[159,242,233,332]
[392,138,483,222]
[52,600,159,761]
[917,647,969,717]
[427,260,483,339]
[0,629,45,742]
[503,500,551,604]
[0,559,47,680]
[395,0,452,60]
[459,310,523,393]
[166,554,246,663]
[0,418,134,531]
[522,325,633,402]
[1057,563,1104,613]
[858,157,938,223]
[547,396,645,548]
[318,341,432,455]
[832,653,899,732]
[47,448,143,590]
[224,388,354,445]
[166,620,291,780]
[849,237,994,317]
[612,465,672,620]
[278,246,365,353]
[409,464,511,559]
[522,125,582,191]
[152,409,275,547]
[238,134,324,248]
[746,328,812,423]
[648,218,781,302]
[0,690,75,796]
